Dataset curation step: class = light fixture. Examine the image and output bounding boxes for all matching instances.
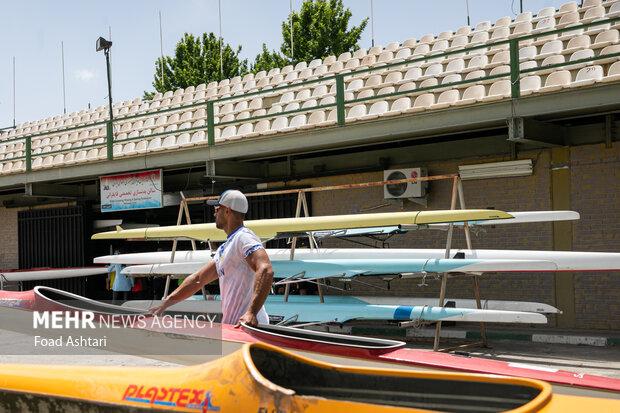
[96,37,112,52]
[458,159,533,180]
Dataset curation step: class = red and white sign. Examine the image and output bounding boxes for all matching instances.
[100,170,163,212]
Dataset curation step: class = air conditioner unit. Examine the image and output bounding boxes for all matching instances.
[384,168,428,199]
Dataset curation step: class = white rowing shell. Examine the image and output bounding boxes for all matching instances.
[0,267,108,282]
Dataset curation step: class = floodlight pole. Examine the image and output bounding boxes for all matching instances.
[104,48,113,122]
[96,37,115,161]
[371,0,374,47]
[104,47,114,160]
[465,0,471,26]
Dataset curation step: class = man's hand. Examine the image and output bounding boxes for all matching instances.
[149,301,169,316]
[235,310,259,328]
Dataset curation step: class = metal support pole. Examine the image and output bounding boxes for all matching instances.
[465,0,471,26]
[300,192,317,248]
[181,194,197,252]
[61,41,66,114]
[105,49,114,123]
[433,177,459,351]
[207,101,215,145]
[104,48,114,160]
[335,75,345,126]
[25,136,31,172]
[509,40,520,99]
[164,195,187,299]
[163,275,171,299]
[13,56,16,128]
[180,194,206,298]
[370,0,375,47]
[290,0,294,61]
[218,0,223,80]
[159,11,165,89]
[106,121,114,160]
[285,191,304,302]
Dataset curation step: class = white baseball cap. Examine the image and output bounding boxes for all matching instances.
[206,190,248,213]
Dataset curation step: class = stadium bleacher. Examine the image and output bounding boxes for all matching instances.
[1,0,619,174]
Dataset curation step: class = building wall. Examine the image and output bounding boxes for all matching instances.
[0,207,18,269]
[296,143,619,330]
[571,143,620,330]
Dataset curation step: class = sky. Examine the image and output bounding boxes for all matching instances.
[0,0,567,129]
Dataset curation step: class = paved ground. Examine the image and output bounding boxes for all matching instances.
[405,338,620,380]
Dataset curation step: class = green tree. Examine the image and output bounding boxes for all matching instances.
[281,0,368,65]
[251,43,289,74]
[144,32,248,99]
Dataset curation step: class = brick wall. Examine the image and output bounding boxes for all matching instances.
[0,207,18,269]
[297,143,619,330]
[571,143,620,329]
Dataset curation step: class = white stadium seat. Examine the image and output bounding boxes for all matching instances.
[455,85,485,105]
[345,104,366,121]
[431,89,460,109]
[539,70,572,92]
[263,117,288,135]
[481,80,511,101]
[362,101,389,120]
[388,97,411,115]
[283,114,307,132]
[412,93,435,111]
[571,65,604,86]
[520,75,542,95]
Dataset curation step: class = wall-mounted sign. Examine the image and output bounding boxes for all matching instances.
[100,169,163,212]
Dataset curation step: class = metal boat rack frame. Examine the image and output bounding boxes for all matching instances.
[168,173,487,352]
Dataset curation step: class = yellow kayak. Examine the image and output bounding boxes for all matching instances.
[0,342,618,412]
[91,209,513,242]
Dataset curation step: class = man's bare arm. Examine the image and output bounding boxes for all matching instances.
[238,248,274,326]
[149,261,218,315]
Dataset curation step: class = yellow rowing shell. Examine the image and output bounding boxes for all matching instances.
[91,209,513,242]
[0,342,617,412]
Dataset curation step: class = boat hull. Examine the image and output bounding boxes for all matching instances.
[91,210,514,242]
[0,267,108,282]
[126,295,562,314]
[0,342,618,413]
[94,247,620,272]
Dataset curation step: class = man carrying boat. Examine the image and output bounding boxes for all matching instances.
[150,190,274,327]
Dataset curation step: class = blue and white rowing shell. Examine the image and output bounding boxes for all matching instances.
[262,302,547,324]
[121,258,558,279]
[96,248,620,272]
[120,298,546,324]
[122,294,560,315]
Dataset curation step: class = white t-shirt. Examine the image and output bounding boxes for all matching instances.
[213,226,269,325]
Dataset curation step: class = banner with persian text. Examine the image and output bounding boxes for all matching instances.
[100,169,163,212]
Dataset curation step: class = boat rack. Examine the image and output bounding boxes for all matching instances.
[168,173,488,352]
